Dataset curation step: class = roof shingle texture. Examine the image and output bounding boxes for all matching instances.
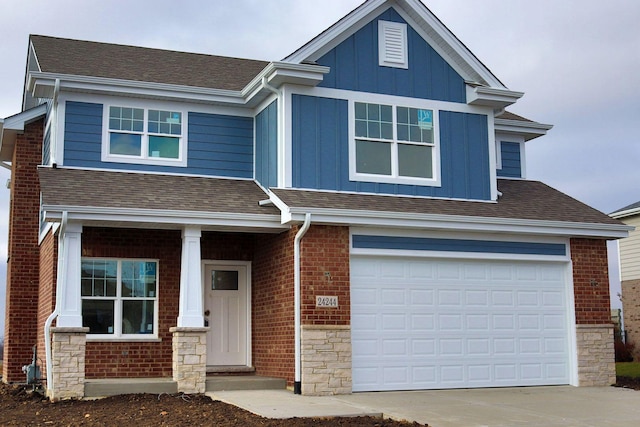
[38,168,279,216]
[271,179,621,225]
[30,35,269,91]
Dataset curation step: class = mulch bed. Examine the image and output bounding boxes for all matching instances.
[615,376,640,390]
[0,382,425,426]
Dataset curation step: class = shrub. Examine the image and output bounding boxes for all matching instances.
[615,338,635,362]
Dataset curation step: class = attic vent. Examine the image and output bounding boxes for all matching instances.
[379,20,408,69]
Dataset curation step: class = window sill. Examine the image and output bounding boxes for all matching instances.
[351,173,442,187]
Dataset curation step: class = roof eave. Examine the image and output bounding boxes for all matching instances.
[466,86,524,110]
[494,118,554,142]
[276,205,631,239]
[610,207,640,220]
[42,204,289,232]
[0,103,48,161]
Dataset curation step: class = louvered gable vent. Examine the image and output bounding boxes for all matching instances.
[379,20,408,69]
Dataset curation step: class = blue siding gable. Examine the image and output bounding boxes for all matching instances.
[317,8,465,103]
[498,141,522,178]
[291,95,491,200]
[353,235,567,257]
[63,101,253,178]
[255,101,278,188]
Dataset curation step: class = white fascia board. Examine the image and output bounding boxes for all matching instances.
[466,86,524,109]
[282,207,633,239]
[284,0,387,63]
[29,72,248,105]
[495,118,554,142]
[610,208,640,220]
[42,205,288,231]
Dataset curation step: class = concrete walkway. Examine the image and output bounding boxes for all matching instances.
[208,386,640,426]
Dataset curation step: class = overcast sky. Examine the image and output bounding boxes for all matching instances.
[0,0,638,335]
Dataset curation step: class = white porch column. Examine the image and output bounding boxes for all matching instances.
[57,222,83,327]
[177,226,204,327]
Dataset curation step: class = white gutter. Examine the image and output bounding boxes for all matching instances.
[44,211,67,393]
[293,213,311,394]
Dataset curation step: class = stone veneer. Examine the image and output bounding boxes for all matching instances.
[621,279,640,359]
[48,327,89,401]
[171,327,208,394]
[301,325,352,395]
[576,324,616,386]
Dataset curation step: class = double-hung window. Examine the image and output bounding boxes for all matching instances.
[81,259,158,338]
[352,101,440,186]
[104,106,186,166]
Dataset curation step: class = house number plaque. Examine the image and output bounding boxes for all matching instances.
[316,295,338,308]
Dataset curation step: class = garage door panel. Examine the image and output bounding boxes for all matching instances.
[352,257,570,391]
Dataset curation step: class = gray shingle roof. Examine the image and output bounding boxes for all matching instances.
[271,179,622,226]
[611,200,640,216]
[30,35,269,91]
[38,167,279,216]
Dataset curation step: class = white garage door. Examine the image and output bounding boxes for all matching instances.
[351,256,571,391]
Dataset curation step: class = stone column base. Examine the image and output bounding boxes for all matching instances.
[48,327,89,401]
[576,324,616,386]
[170,327,208,394]
[301,325,352,396]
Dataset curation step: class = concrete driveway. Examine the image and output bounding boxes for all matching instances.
[210,386,640,426]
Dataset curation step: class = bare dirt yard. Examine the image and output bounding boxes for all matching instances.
[0,382,425,427]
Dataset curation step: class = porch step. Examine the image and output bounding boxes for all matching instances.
[205,375,286,392]
[84,378,178,397]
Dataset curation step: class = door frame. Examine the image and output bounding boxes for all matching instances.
[201,260,252,367]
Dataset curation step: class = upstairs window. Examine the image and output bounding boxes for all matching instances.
[351,101,440,186]
[81,259,158,339]
[103,105,186,166]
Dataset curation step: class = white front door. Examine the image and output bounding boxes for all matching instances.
[204,262,250,366]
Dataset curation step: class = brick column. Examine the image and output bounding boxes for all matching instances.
[301,325,352,395]
[170,327,207,394]
[576,325,616,386]
[570,238,616,386]
[48,327,89,400]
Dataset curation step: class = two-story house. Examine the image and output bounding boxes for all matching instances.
[611,202,640,358]
[1,0,630,400]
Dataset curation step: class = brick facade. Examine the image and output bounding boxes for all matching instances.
[621,279,640,358]
[37,229,58,381]
[3,119,44,382]
[570,238,612,324]
[570,238,616,385]
[252,229,296,386]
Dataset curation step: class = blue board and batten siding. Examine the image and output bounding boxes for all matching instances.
[64,101,253,178]
[498,141,522,178]
[352,235,567,257]
[255,101,278,188]
[317,8,465,103]
[291,95,491,199]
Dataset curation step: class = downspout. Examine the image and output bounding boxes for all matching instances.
[293,213,311,394]
[50,79,60,165]
[44,210,67,392]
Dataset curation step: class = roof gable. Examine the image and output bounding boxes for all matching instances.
[284,0,505,89]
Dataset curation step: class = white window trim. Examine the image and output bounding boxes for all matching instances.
[101,103,188,167]
[379,20,408,69]
[348,98,441,187]
[83,258,160,341]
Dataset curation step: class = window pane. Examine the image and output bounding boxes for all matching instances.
[82,300,114,334]
[355,119,368,138]
[109,106,143,132]
[212,270,239,290]
[122,300,155,334]
[81,260,117,297]
[148,110,181,135]
[122,261,157,298]
[355,102,367,120]
[397,108,433,143]
[356,140,391,175]
[354,103,392,140]
[110,133,141,156]
[149,136,180,159]
[398,144,433,178]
